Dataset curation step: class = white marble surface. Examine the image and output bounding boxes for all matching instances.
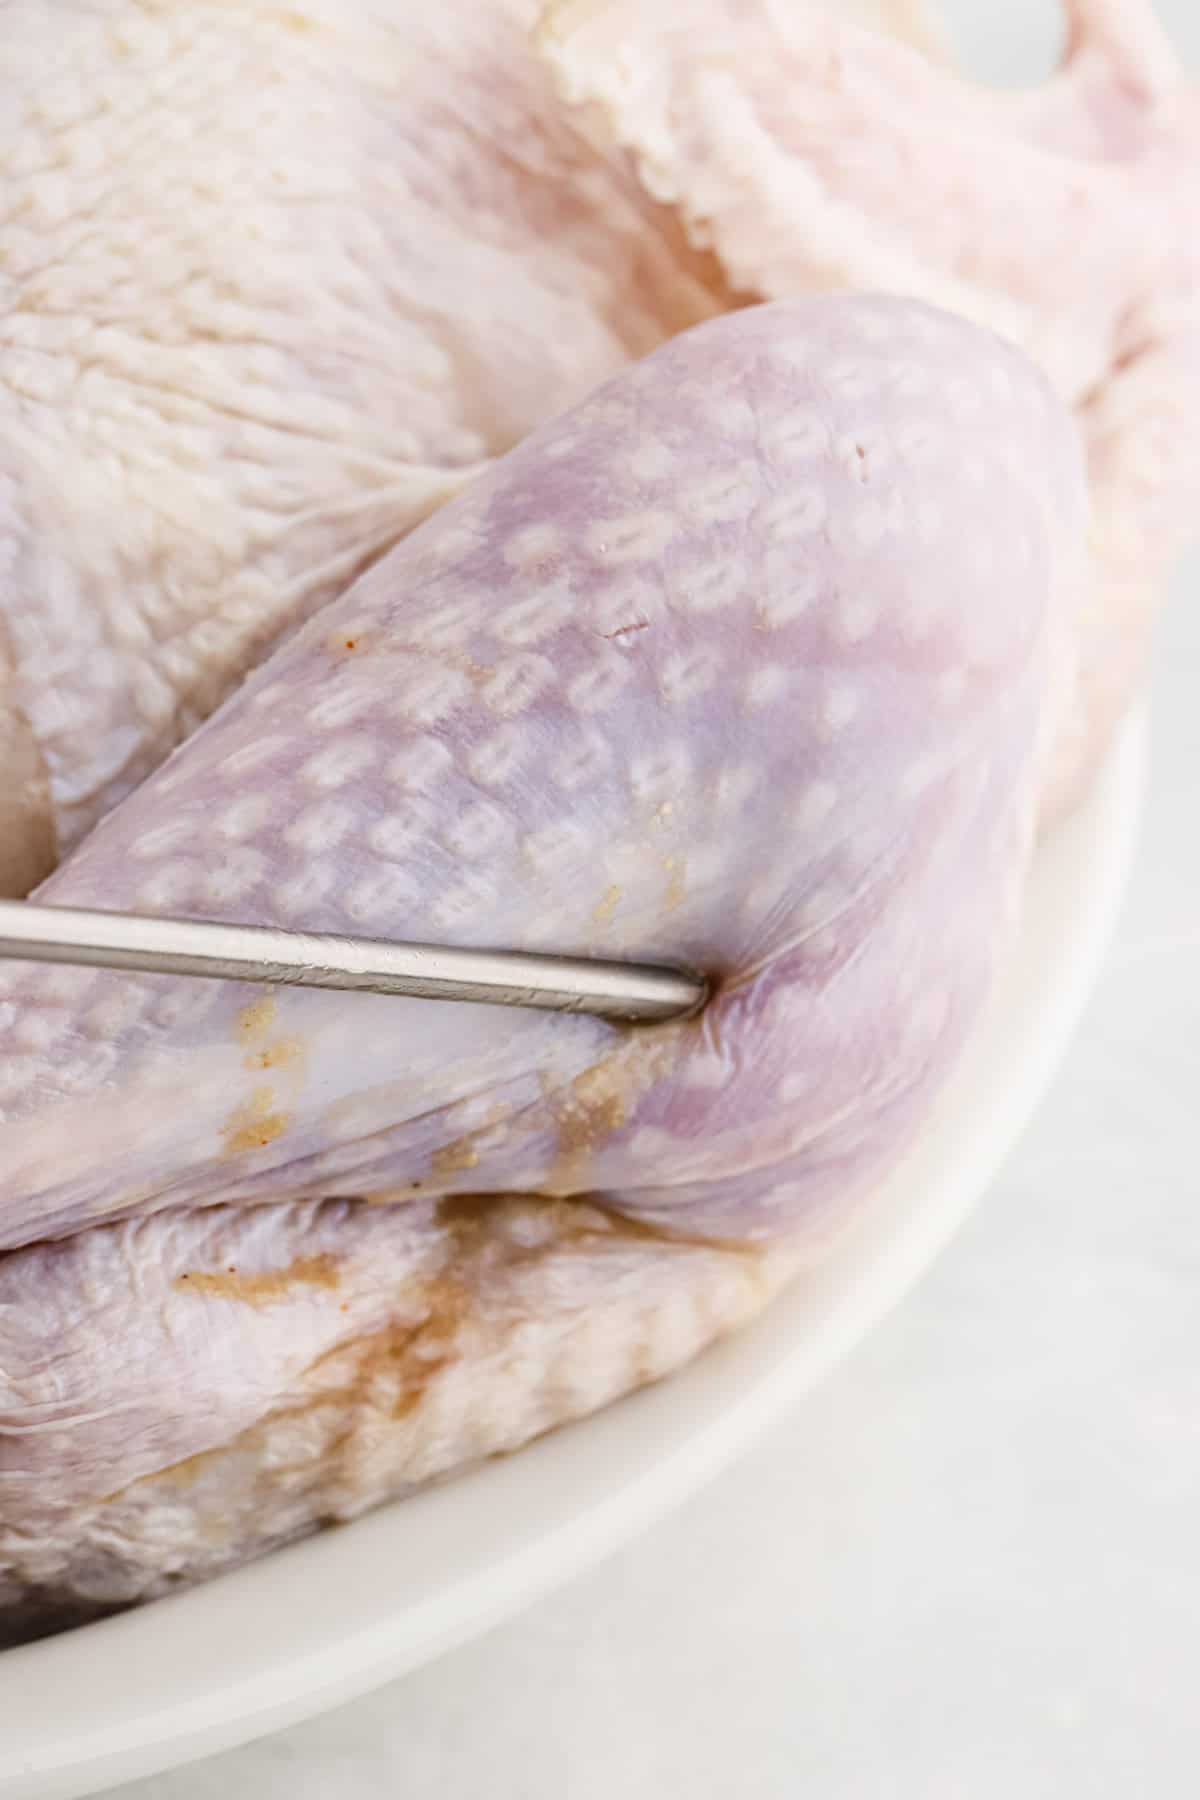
[116,7,1200,1797]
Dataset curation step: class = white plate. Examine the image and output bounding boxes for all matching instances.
[0,714,1146,1800]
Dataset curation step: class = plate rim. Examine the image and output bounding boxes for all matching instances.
[0,712,1148,1800]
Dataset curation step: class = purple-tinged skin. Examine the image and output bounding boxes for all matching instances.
[0,296,1088,1629]
[0,297,1082,1252]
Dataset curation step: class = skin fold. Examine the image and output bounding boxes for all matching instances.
[1,1195,799,1638]
[0,298,1087,1629]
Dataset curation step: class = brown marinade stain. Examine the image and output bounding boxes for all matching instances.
[174,1254,341,1306]
[430,1137,481,1177]
[235,995,277,1044]
[556,1065,626,1155]
[235,993,308,1074]
[539,1025,683,1192]
[362,1183,425,1204]
[114,1195,771,1514]
[150,1280,470,1499]
[223,1085,290,1154]
[246,1036,306,1072]
[331,1283,469,1421]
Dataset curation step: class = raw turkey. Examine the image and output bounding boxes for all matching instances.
[0,0,1195,891]
[1,297,1087,1636]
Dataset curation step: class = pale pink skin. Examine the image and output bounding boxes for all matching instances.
[0,298,1086,1630]
[0,0,729,883]
[538,0,1200,817]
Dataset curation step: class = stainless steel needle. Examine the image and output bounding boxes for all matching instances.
[0,899,705,1024]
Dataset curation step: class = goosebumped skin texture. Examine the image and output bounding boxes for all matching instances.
[0,0,729,874]
[0,298,1082,1253]
[0,1194,795,1634]
[0,298,1088,1625]
[537,0,1200,817]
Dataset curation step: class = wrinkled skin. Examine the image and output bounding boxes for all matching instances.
[2,1197,797,1637]
[0,0,1194,892]
[0,299,1087,1629]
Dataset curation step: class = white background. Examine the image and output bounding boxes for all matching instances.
[116,5,1200,1795]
